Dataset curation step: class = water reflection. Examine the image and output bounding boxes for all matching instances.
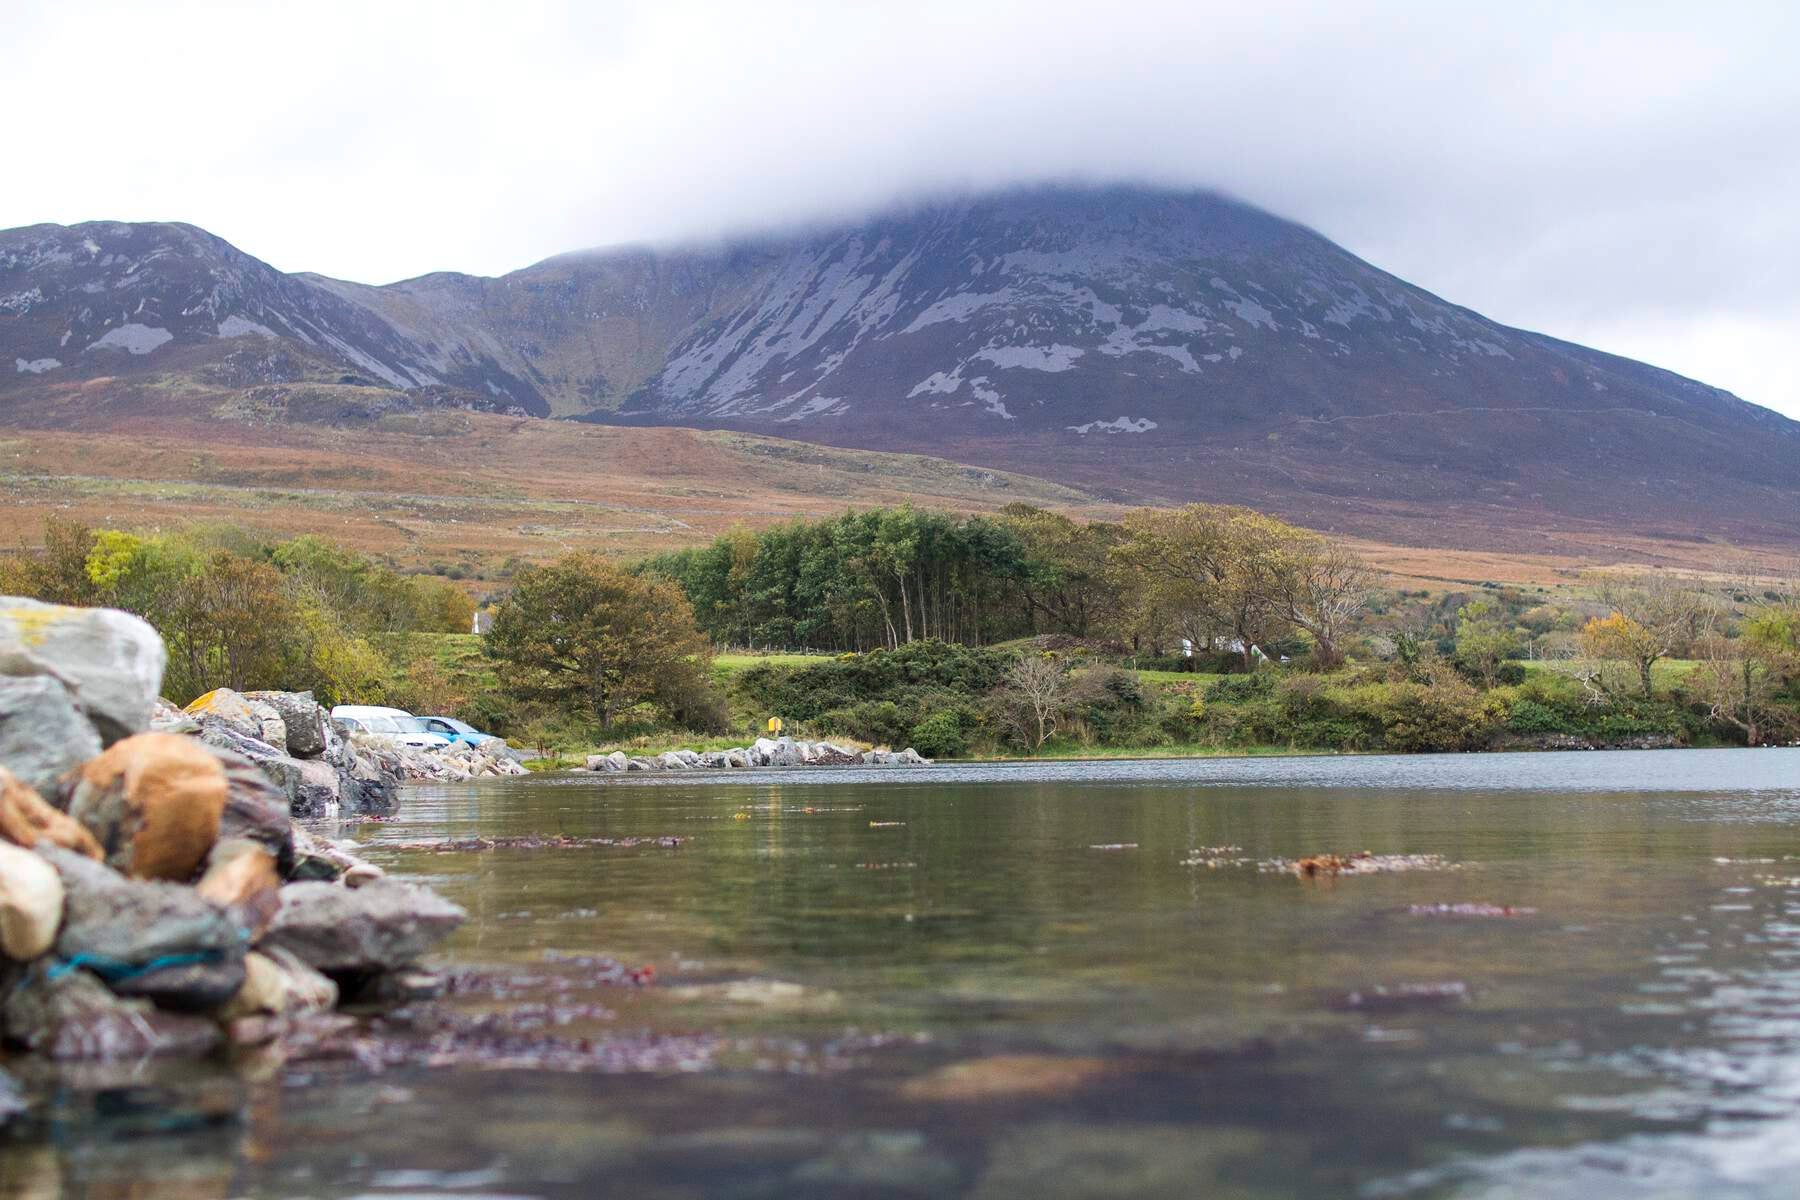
[3,748,1800,1198]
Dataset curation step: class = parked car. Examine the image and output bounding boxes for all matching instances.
[417,716,502,748]
[329,705,454,751]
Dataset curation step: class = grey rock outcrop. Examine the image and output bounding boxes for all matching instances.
[0,598,475,1067]
[0,676,103,795]
[246,690,328,758]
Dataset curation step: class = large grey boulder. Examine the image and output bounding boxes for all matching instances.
[193,711,285,761]
[0,597,164,745]
[262,879,465,975]
[336,748,398,815]
[254,755,341,819]
[185,687,284,746]
[0,676,102,795]
[767,738,806,767]
[196,717,372,818]
[245,691,328,758]
[42,847,248,1011]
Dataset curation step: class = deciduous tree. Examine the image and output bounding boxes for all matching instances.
[486,552,718,728]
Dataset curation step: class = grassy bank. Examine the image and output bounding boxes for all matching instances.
[380,634,1762,767]
[954,743,1338,762]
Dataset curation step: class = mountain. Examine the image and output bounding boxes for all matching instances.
[4,186,1797,544]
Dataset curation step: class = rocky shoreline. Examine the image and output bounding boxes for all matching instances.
[168,686,525,818]
[0,596,471,1065]
[579,736,930,773]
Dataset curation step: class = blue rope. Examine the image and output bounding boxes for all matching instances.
[46,950,223,983]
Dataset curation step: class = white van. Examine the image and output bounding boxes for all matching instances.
[329,705,454,751]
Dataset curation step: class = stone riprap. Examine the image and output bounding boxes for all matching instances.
[0,597,469,1068]
[582,736,929,773]
[176,687,525,818]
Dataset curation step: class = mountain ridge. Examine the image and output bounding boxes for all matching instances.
[4,185,1797,543]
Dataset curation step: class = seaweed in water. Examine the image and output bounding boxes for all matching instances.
[385,835,684,852]
[1265,852,1458,877]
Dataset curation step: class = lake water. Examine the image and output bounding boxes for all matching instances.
[13,748,1800,1198]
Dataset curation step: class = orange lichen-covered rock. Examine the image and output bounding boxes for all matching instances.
[0,765,101,859]
[65,733,228,882]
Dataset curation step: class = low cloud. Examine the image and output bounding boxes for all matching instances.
[8,0,1797,414]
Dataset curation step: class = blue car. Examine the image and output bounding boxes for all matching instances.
[418,716,501,748]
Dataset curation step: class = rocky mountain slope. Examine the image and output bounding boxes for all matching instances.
[4,187,1797,541]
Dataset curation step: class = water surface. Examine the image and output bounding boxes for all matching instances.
[14,748,1800,1198]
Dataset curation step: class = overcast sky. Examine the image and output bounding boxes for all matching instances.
[11,1,1799,418]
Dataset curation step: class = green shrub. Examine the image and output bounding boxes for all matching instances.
[1372,680,1500,752]
[1504,698,1569,735]
[909,708,975,758]
[1205,674,1276,704]
[1068,666,1150,743]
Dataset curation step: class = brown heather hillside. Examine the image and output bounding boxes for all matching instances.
[0,412,1103,571]
[0,410,1789,593]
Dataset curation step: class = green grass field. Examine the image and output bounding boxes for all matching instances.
[959,742,1330,762]
[1521,658,1701,686]
[712,652,837,676]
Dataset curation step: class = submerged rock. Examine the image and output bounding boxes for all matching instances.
[899,1054,1116,1102]
[262,879,465,975]
[1328,981,1470,1013]
[2,961,221,1060]
[665,978,842,1011]
[287,826,382,885]
[64,732,227,882]
[791,1131,960,1193]
[969,1121,1265,1200]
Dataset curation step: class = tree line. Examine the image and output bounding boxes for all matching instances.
[1,519,473,705]
[639,502,1374,666]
